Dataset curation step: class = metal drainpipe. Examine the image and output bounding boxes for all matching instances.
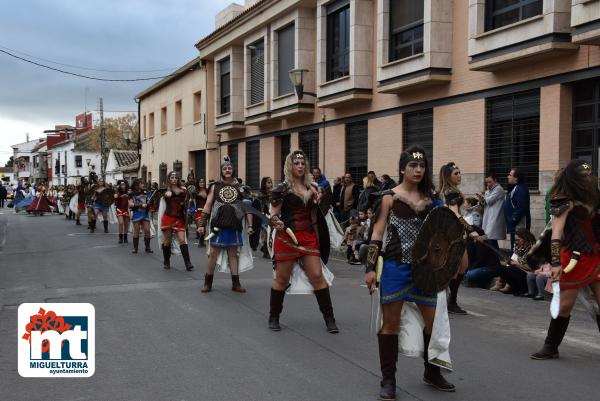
[135,98,141,176]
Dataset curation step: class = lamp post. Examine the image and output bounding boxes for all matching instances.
[288,68,316,100]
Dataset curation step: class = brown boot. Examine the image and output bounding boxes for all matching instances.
[201,274,214,293]
[231,275,246,293]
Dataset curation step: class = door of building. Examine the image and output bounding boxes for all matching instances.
[194,150,206,181]
[573,78,600,175]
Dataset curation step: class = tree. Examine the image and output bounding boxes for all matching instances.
[87,113,138,152]
[5,156,14,168]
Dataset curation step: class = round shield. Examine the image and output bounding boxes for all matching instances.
[98,187,115,207]
[412,207,466,294]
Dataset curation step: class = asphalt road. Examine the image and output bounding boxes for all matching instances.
[1,210,599,401]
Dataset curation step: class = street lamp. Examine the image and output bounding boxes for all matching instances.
[288,68,316,100]
[123,129,137,146]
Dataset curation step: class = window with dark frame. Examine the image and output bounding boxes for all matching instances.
[250,40,265,105]
[486,89,540,190]
[246,140,260,189]
[346,121,368,187]
[572,78,600,175]
[403,109,433,169]
[300,130,319,171]
[326,0,350,81]
[279,135,291,181]
[159,163,167,188]
[227,144,239,174]
[219,57,231,114]
[278,24,295,96]
[485,0,543,31]
[389,0,424,62]
[75,155,82,168]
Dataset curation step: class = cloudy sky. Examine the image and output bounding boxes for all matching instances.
[0,0,232,165]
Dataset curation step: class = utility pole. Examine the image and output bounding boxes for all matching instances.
[99,97,106,178]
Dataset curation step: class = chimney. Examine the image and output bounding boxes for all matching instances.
[215,3,245,28]
[26,133,29,142]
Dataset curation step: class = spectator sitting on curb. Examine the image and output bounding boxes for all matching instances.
[526,263,552,300]
[342,216,361,265]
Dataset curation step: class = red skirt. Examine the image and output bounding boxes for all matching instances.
[559,249,600,289]
[274,230,320,261]
[161,214,186,231]
[77,200,85,210]
[116,208,129,217]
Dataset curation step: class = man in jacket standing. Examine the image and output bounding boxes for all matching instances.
[504,168,531,250]
[476,173,506,249]
[339,172,359,229]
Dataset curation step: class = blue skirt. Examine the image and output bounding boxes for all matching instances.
[93,202,110,212]
[380,259,437,306]
[132,210,150,222]
[210,227,243,248]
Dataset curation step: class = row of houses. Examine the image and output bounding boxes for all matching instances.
[136,0,600,234]
[10,113,139,186]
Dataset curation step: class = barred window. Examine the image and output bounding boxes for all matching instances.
[246,140,260,189]
[403,109,433,169]
[346,121,368,186]
[250,41,264,105]
[75,155,82,168]
[159,163,167,188]
[389,0,424,62]
[280,135,291,180]
[486,89,540,190]
[573,78,600,174]
[300,130,319,170]
[227,144,238,174]
[485,0,543,31]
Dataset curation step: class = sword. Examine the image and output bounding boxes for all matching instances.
[242,203,299,245]
[368,256,384,337]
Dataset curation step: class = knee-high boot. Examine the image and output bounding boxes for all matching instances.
[132,237,139,253]
[447,274,466,315]
[596,314,600,333]
[231,275,246,293]
[377,333,398,401]
[103,220,109,233]
[180,244,194,271]
[118,234,123,244]
[161,244,171,269]
[314,287,339,333]
[123,233,128,243]
[530,315,571,359]
[269,288,285,331]
[201,273,214,293]
[423,331,455,391]
[144,237,153,253]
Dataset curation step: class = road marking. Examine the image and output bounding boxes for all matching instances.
[92,245,119,249]
[466,310,487,317]
[67,232,119,236]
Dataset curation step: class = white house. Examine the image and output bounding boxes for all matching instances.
[48,133,102,186]
[11,138,45,183]
[105,149,139,185]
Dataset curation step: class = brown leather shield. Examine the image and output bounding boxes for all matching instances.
[412,207,466,294]
[98,188,115,207]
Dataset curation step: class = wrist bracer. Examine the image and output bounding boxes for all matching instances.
[551,239,562,267]
[365,240,382,274]
[198,212,209,228]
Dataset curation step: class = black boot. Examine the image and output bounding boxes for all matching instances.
[269,288,285,331]
[76,217,81,225]
[378,334,398,401]
[118,234,123,244]
[132,237,139,254]
[90,219,96,233]
[447,274,467,315]
[597,314,600,333]
[530,315,571,360]
[144,237,153,253]
[180,244,194,271]
[231,275,246,293]
[314,287,339,333]
[423,331,455,392]
[201,274,213,293]
[162,244,171,269]
[103,220,109,233]
[123,233,128,243]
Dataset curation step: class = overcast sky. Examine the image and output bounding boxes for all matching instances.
[0,0,232,165]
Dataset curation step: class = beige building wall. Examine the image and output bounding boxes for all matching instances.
[139,63,207,184]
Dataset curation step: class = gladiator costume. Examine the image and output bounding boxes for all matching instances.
[115,184,130,244]
[159,186,194,271]
[130,187,153,254]
[267,154,338,334]
[366,154,456,400]
[93,184,112,233]
[531,160,600,360]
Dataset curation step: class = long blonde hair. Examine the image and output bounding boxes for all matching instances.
[438,162,464,205]
[283,150,313,189]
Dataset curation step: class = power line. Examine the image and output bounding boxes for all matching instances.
[0,44,178,73]
[0,48,178,82]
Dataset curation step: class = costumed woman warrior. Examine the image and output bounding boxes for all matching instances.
[115,180,130,244]
[268,150,339,333]
[364,146,455,400]
[438,162,476,315]
[92,176,113,233]
[28,182,53,216]
[197,156,254,293]
[530,159,600,359]
[86,172,98,231]
[158,171,194,271]
[192,178,208,247]
[130,179,153,254]
[73,177,88,226]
